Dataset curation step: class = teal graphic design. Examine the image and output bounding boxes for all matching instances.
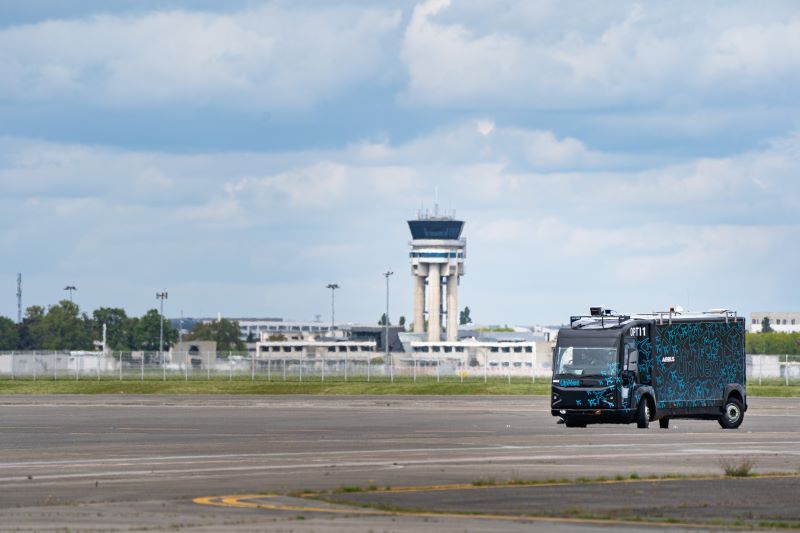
[653,321,744,408]
[637,336,653,385]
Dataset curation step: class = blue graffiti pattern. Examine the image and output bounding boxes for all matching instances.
[653,321,744,409]
[563,360,623,409]
[637,336,653,385]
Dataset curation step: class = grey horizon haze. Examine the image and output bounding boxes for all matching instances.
[1,0,798,326]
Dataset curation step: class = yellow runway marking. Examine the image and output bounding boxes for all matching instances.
[194,475,800,530]
[195,494,387,515]
[308,472,800,495]
[193,493,756,529]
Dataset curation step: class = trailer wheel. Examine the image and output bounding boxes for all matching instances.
[636,399,650,429]
[659,417,669,429]
[718,397,744,429]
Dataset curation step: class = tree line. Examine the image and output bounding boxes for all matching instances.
[746,332,800,355]
[0,301,246,352]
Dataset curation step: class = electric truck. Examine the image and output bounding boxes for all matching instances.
[551,307,746,429]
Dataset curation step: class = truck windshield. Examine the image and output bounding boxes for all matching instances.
[555,346,618,377]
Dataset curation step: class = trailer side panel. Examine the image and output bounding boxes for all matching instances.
[653,319,745,410]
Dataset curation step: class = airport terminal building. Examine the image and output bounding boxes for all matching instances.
[248,208,555,376]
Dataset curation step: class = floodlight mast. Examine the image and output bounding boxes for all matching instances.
[326,283,340,329]
[64,285,77,302]
[156,291,168,380]
[383,270,394,381]
[16,274,22,324]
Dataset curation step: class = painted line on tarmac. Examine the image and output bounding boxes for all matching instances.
[342,472,800,494]
[3,451,799,484]
[195,494,387,515]
[192,493,757,530]
[3,439,799,469]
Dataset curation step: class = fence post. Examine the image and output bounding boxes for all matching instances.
[251,353,255,381]
[531,349,535,384]
[53,352,57,381]
[267,352,271,382]
[759,355,763,386]
[283,357,286,381]
[367,355,371,382]
[484,354,488,383]
[206,352,210,381]
[299,357,303,382]
[344,350,348,382]
[507,361,511,385]
[33,353,36,381]
[118,352,122,381]
[141,352,144,381]
[11,352,14,380]
[321,352,325,383]
[413,352,417,383]
[786,354,789,387]
[436,353,440,383]
[229,355,233,381]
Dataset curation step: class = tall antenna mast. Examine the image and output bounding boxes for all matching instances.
[16,273,22,324]
[434,186,439,217]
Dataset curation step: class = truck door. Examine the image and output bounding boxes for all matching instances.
[622,338,639,408]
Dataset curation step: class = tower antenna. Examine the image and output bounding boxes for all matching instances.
[434,186,439,217]
[16,273,22,324]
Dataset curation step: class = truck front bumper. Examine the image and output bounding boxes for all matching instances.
[552,408,635,424]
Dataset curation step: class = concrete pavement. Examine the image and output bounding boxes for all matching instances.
[0,395,798,530]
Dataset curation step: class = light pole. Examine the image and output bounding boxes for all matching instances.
[383,270,393,381]
[326,283,339,330]
[64,285,77,302]
[156,291,168,380]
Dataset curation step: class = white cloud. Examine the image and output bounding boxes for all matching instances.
[0,5,402,109]
[1,121,798,322]
[400,0,800,109]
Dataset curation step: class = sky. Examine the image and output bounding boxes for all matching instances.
[1,0,799,326]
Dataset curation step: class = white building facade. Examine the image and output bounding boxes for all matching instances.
[750,312,800,333]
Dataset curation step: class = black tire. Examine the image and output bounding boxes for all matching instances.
[564,417,587,428]
[718,397,744,429]
[659,417,670,429]
[636,399,650,429]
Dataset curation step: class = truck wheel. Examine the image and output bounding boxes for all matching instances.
[636,400,650,429]
[564,417,586,428]
[718,397,744,429]
[659,417,669,429]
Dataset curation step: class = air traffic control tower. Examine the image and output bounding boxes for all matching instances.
[408,209,466,342]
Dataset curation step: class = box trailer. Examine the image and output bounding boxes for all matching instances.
[551,307,746,429]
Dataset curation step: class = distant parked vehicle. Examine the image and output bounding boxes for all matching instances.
[551,307,746,429]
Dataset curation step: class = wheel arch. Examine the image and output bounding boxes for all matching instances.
[634,385,656,418]
[723,384,747,411]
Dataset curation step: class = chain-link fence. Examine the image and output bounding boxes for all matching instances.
[0,350,551,383]
[0,351,797,385]
[747,354,800,386]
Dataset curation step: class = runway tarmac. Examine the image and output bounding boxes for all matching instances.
[0,395,798,531]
